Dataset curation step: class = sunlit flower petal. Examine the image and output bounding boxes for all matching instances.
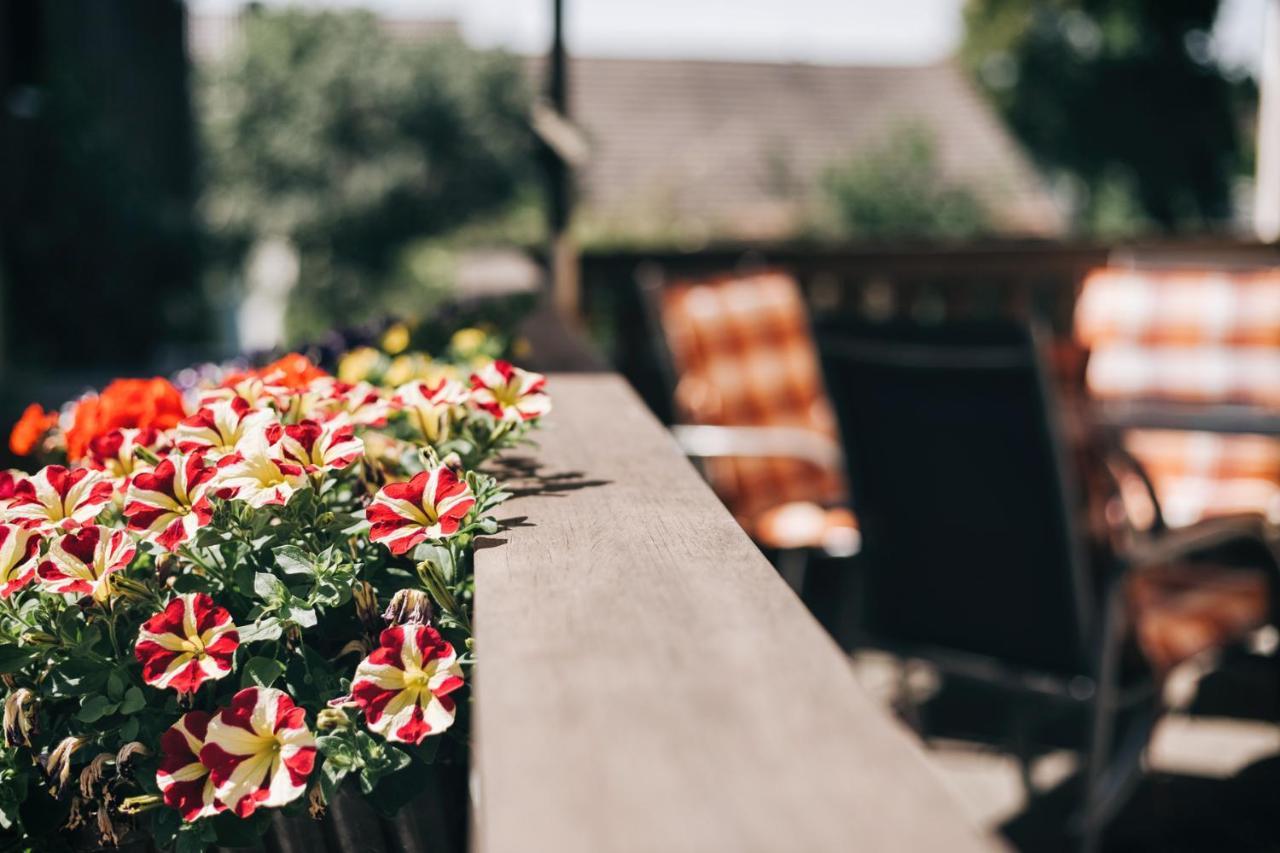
[200,687,316,818]
[365,465,476,556]
[6,466,113,534]
[135,593,239,694]
[85,427,169,491]
[175,397,277,460]
[0,525,40,598]
[36,525,135,602]
[468,361,550,422]
[123,452,218,552]
[393,379,467,444]
[265,416,364,474]
[157,711,226,822]
[212,427,308,508]
[350,625,463,744]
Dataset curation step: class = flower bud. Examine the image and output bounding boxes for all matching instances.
[118,794,162,815]
[3,688,37,747]
[20,631,57,647]
[353,581,381,634]
[382,588,434,626]
[315,708,351,731]
[316,511,336,527]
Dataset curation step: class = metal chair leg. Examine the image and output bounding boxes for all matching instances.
[1081,585,1126,853]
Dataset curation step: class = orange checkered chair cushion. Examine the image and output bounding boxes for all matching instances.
[1076,267,1280,526]
[658,272,852,548]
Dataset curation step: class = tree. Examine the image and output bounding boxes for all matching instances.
[198,9,538,340]
[815,125,991,240]
[961,0,1251,234]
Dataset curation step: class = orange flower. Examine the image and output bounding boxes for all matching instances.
[257,354,327,391]
[9,404,59,457]
[65,378,187,461]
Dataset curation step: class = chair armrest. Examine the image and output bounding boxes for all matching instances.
[1122,514,1279,571]
[669,424,843,470]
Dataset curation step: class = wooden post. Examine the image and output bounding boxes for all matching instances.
[545,0,580,323]
[1257,0,1280,242]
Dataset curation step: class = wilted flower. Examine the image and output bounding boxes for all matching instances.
[350,625,464,744]
[157,711,224,822]
[135,593,239,694]
[381,588,434,626]
[4,688,37,747]
[6,466,113,534]
[0,524,40,598]
[366,465,476,556]
[174,397,275,460]
[45,735,85,795]
[37,526,136,603]
[468,361,551,422]
[123,452,218,552]
[265,417,364,474]
[201,687,316,817]
[352,581,381,634]
[393,379,467,444]
[213,428,307,508]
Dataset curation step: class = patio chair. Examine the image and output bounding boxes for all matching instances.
[814,318,1276,851]
[639,268,859,589]
[1076,264,1280,527]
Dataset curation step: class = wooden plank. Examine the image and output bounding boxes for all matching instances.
[472,374,996,853]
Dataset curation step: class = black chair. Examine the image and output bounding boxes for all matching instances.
[815,318,1277,851]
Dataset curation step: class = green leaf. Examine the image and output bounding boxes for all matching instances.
[0,646,38,674]
[253,572,287,602]
[273,545,315,576]
[239,617,283,644]
[170,573,209,594]
[49,660,109,697]
[119,686,145,715]
[77,695,118,723]
[290,607,318,629]
[241,656,286,689]
[106,672,124,701]
[119,717,140,743]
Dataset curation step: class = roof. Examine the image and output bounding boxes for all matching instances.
[553,57,1064,241]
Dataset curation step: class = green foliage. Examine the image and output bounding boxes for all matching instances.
[198,8,539,339]
[814,125,992,240]
[960,0,1251,233]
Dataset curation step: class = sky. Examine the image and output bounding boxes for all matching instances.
[191,0,1270,73]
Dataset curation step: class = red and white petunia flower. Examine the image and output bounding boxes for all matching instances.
[36,525,135,602]
[393,379,467,444]
[350,625,464,744]
[309,378,391,427]
[157,711,225,822]
[123,452,219,552]
[468,361,551,422]
[365,465,476,556]
[265,416,365,474]
[135,593,239,694]
[198,375,289,412]
[85,427,170,492]
[0,524,40,598]
[200,687,316,817]
[174,397,276,460]
[212,428,308,508]
[5,466,114,534]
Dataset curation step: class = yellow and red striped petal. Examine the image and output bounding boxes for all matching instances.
[200,687,316,818]
[158,711,225,822]
[0,524,39,598]
[36,525,135,602]
[123,452,218,552]
[468,361,551,423]
[6,465,113,534]
[212,427,308,509]
[135,593,239,694]
[365,465,476,556]
[265,416,364,474]
[350,625,464,744]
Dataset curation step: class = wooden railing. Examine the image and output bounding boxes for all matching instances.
[470,306,996,851]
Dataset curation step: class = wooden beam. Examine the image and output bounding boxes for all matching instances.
[472,373,995,852]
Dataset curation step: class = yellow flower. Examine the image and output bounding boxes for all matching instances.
[383,353,432,387]
[337,347,384,384]
[449,327,488,357]
[381,323,412,356]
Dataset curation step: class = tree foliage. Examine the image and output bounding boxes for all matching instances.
[815,125,991,240]
[198,9,538,339]
[960,0,1251,234]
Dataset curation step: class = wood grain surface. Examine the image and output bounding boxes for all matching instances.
[472,373,997,853]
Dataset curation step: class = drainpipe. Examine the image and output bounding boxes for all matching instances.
[1256,0,1280,242]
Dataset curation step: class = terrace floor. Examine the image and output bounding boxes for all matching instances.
[852,650,1280,852]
